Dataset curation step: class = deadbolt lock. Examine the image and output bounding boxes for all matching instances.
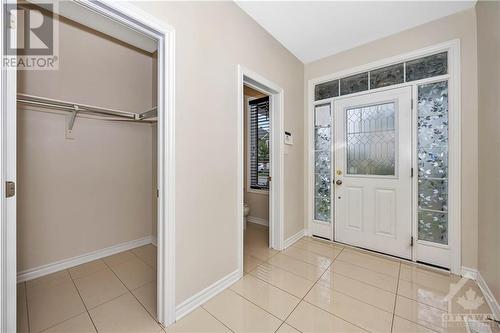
[336,170,342,176]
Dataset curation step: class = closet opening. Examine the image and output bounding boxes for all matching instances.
[4,2,174,331]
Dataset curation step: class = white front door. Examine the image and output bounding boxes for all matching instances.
[334,87,412,259]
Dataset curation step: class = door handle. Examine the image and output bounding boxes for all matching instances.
[336,179,343,185]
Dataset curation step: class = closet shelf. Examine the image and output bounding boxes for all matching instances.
[16,93,157,121]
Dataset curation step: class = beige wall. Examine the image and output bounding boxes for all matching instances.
[17,14,155,271]
[305,9,479,269]
[243,86,269,223]
[476,0,500,301]
[130,1,305,305]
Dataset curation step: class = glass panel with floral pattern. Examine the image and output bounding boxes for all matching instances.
[417,81,449,245]
[314,103,333,222]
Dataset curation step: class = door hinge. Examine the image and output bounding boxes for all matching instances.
[411,168,414,178]
[5,181,15,198]
[410,236,414,247]
[156,189,159,198]
[268,176,272,182]
[411,98,414,111]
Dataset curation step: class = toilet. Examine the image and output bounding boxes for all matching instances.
[243,203,250,229]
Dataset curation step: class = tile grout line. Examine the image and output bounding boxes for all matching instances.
[292,245,386,333]
[245,237,345,301]
[390,261,402,333]
[67,268,100,333]
[199,302,236,333]
[273,245,346,333]
[289,245,391,333]
[324,266,398,293]
[102,254,161,327]
[257,253,334,284]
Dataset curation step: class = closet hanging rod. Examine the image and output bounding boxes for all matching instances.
[16,93,157,120]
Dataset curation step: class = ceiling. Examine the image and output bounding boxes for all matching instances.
[235,1,475,63]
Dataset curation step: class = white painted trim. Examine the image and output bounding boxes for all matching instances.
[175,269,240,321]
[17,236,154,283]
[476,271,500,320]
[1,0,17,331]
[460,266,479,280]
[247,216,269,227]
[238,65,285,279]
[283,229,306,249]
[306,40,462,274]
[459,267,500,320]
[0,0,177,327]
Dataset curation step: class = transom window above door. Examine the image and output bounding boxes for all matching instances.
[314,51,448,101]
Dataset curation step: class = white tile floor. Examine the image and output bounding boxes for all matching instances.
[17,225,499,333]
[17,244,158,333]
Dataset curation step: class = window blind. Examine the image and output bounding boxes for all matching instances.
[249,97,270,190]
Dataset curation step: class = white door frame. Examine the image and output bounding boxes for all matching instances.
[237,65,284,277]
[0,1,177,330]
[306,40,461,274]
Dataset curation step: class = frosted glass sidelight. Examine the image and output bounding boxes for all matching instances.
[345,102,396,175]
[314,103,333,222]
[417,81,449,245]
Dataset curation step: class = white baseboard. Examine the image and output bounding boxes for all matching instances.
[151,236,158,246]
[283,229,305,249]
[175,269,240,321]
[460,266,478,280]
[17,236,154,283]
[460,267,500,320]
[476,271,500,320]
[247,216,268,226]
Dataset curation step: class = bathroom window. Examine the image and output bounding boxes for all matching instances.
[249,97,270,190]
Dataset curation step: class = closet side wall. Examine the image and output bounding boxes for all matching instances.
[17,14,155,272]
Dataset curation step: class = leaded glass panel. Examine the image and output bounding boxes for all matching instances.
[406,52,448,82]
[340,72,368,95]
[345,102,396,175]
[417,81,449,245]
[370,63,404,89]
[315,80,339,101]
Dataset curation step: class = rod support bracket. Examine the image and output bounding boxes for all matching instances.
[66,105,79,139]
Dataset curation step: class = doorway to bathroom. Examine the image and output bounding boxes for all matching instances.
[237,66,284,277]
[243,85,273,269]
